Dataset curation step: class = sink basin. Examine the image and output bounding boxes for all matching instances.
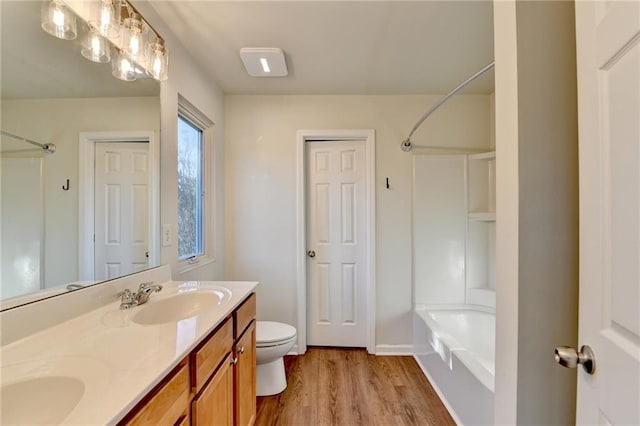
[132,288,231,325]
[1,376,85,424]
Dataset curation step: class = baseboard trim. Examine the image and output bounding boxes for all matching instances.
[375,344,414,356]
[287,344,299,356]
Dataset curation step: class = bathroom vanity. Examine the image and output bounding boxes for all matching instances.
[121,293,256,425]
[0,266,258,425]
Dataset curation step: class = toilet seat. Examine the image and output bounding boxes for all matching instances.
[256,321,296,347]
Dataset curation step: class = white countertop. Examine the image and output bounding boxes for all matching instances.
[0,280,258,425]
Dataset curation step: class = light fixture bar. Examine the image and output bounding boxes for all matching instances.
[41,0,169,81]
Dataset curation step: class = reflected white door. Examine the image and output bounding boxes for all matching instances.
[575,1,640,423]
[94,142,149,280]
[306,140,367,347]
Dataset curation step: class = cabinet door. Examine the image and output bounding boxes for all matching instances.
[234,320,256,426]
[192,353,234,426]
[124,362,190,426]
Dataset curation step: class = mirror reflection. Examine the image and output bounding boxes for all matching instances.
[1,1,160,307]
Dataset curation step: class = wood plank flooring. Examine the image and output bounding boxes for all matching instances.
[255,347,455,426]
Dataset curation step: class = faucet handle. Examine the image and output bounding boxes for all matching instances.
[116,289,135,304]
[116,288,131,297]
[138,281,154,290]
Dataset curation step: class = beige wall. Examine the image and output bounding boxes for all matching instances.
[224,94,492,347]
[1,96,159,289]
[494,0,579,424]
[137,1,227,281]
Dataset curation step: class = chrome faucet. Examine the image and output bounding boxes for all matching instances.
[116,282,163,310]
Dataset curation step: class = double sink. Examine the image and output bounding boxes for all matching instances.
[1,282,237,425]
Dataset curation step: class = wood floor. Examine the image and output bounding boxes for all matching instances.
[255,347,455,426]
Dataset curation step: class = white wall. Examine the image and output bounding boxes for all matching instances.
[1,97,159,289]
[135,1,227,281]
[224,94,491,347]
[494,1,579,424]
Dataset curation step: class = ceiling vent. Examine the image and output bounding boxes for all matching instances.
[240,47,288,77]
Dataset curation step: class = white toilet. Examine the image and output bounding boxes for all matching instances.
[256,321,297,396]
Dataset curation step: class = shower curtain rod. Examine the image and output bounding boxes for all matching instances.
[401,61,495,152]
[1,130,56,154]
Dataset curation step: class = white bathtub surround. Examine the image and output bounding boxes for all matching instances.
[414,305,495,425]
[0,269,257,424]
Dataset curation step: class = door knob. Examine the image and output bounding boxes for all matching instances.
[307,250,316,258]
[554,345,595,374]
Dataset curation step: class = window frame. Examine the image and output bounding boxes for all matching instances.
[176,95,215,273]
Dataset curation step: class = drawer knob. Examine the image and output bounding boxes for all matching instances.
[238,346,245,355]
[231,356,238,365]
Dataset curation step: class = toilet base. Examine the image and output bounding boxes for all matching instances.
[256,358,287,396]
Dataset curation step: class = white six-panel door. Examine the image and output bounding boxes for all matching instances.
[94,142,149,281]
[575,1,640,423]
[306,140,367,347]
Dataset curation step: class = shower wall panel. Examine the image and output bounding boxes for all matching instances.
[413,156,466,305]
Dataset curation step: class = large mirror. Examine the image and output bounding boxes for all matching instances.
[0,1,161,309]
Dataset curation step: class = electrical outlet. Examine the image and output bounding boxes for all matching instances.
[162,224,172,247]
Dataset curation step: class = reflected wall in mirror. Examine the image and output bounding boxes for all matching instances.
[1,1,161,309]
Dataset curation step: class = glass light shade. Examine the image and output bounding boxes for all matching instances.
[41,0,77,40]
[112,51,136,81]
[88,0,120,38]
[146,41,168,81]
[81,29,111,63]
[121,13,148,64]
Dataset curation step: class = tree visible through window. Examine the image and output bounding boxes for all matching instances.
[177,115,204,260]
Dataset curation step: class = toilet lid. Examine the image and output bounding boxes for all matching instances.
[257,321,297,344]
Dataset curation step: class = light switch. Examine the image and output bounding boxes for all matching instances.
[162,224,172,247]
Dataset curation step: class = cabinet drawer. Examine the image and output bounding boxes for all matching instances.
[124,362,190,426]
[192,316,233,393]
[234,293,256,339]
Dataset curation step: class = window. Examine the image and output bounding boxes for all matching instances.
[177,96,214,265]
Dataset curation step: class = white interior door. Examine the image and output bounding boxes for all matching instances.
[574,1,640,423]
[94,142,149,281]
[306,140,367,347]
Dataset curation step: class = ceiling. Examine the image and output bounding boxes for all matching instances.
[148,1,495,95]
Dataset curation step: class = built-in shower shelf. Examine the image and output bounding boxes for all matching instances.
[468,212,496,221]
[467,288,496,309]
[468,150,496,161]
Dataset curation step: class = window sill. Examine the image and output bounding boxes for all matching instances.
[176,256,216,276]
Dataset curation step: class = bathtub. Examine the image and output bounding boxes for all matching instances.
[414,305,495,425]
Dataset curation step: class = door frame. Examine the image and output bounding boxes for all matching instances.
[295,129,376,355]
[78,131,159,280]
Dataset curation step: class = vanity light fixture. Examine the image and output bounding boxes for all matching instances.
[122,12,145,62]
[88,0,120,39]
[240,48,288,77]
[40,0,169,82]
[112,49,137,81]
[147,39,169,81]
[81,28,111,63]
[41,0,77,40]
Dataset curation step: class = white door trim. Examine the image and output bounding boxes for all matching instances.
[78,131,159,281]
[296,129,376,355]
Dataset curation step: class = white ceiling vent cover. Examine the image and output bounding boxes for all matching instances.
[240,48,288,77]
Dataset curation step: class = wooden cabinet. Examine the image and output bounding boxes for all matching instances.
[119,292,256,426]
[234,321,256,426]
[121,361,190,426]
[192,354,234,426]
